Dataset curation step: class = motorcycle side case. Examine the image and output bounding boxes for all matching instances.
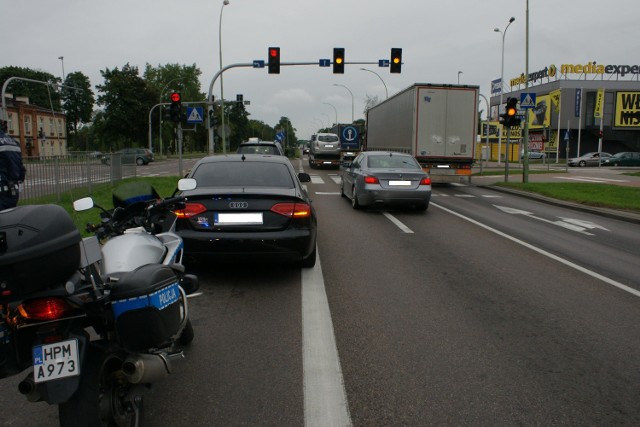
[101,231,166,275]
[110,264,183,352]
[0,205,81,302]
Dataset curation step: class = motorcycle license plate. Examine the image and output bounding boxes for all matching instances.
[32,339,80,383]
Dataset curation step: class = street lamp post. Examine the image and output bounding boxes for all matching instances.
[494,16,516,166]
[333,83,354,124]
[322,102,338,126]
[219,0,230,153]
[458,71,463,84]
[359,68,388,99]
[58,56,65,81]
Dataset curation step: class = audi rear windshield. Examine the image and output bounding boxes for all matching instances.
[192,162,295,188]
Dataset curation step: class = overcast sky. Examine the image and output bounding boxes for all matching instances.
[4,0,639,140]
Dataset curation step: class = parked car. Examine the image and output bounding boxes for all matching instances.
[340,151,432,211]
[600,151,640,166]
[173,154,317,268]
[521,151,546,160]
[102,148,153,166]
[236,139,284,156]
[568,152,611,167]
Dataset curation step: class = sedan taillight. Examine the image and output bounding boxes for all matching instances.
[174,202,207,218]
[271,202,312,218]
[420,177,432,185]
[364,176,379,184]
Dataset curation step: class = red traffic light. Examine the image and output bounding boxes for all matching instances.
[269,48,279,58]
[170,92,181,103]
[268,47,280,74]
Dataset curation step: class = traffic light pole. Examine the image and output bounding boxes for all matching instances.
[505,126,511,182]
[206,61,381,154]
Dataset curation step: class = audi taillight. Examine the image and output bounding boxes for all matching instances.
[271,202,312,218]
[420,177,432,185]
[174,202,207,218]
[364,176,379,184]
[17,298,74,322]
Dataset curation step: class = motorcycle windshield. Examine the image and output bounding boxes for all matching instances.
[112,182,161,208]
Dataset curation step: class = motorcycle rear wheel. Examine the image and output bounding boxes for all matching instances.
[58,344,140,427]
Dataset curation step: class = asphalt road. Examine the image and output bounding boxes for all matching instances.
[2,157,639,426]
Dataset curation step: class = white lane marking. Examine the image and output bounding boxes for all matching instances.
[330,175,342,185]
[302,247,352,427]
[315,192,341,195]
[382,212,414,234]
[494,205,596,235]
[556,176,630,183]
[311,176,325,184]
[432,202,640,298]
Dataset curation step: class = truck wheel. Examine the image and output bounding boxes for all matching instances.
[351,186,360,209]
[59,344,139,427]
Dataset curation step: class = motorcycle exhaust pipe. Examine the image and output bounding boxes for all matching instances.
[18,375,41,402]
[122,352,183,384]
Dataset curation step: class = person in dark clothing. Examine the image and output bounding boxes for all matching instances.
[0,123,26,210]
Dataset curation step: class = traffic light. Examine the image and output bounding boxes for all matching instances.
[169,92,182,123]
[390,48,402,73]
[268,47,280,74]
[500,97,520,128]
[333,48,345,74]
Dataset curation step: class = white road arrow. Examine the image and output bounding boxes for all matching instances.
[493,205,608,236]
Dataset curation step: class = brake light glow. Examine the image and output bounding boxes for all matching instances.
[18,298,74,322]
[420,177,432,185]
[271,202,312,218]
[364,176,379,184]
[174,202,207,218]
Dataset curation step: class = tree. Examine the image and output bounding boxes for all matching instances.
[363,94,380,115]
[96,63,156,150]
[144,63,204,154]
[228,100,251,151]
[61,71,95,148]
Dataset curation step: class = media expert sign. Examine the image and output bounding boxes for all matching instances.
[614,91,640,128]
[510,62,640,88]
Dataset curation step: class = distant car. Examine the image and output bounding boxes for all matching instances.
[521,151,546,160]
[173,154,317,268]
[303,144,310,154]
[102,148,153,166]
[340,151,432,211]
[236,139,285,156]
[568,152,611,167]
[600,151,640,167]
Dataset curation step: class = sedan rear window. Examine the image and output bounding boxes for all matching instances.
[192,162,295,188]
[367,155,421,169]
[237,145,280,155]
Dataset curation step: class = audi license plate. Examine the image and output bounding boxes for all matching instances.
[32,339,80,383]
[215,212,263,225]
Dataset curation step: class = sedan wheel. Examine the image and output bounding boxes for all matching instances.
[351,186,360,209]
[579,160,587,167]
[136,157,145,166]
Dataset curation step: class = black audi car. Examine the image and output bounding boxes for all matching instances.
[173,154,317,268]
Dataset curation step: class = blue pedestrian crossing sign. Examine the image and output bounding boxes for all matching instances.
[520,93,536,109]
[186,107,204,123]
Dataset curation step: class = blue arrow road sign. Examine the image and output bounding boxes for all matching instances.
[253,60,265,68]
[379,59,390,67]
[319,59,331,67]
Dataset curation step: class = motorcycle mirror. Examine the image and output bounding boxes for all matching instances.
[73,197,95,212]
[177,178,197,191]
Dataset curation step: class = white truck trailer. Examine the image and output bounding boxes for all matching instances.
[365,83,478,184]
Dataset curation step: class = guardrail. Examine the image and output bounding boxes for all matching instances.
[21,153,137,202]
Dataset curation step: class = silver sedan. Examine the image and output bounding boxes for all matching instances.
[340,151,432,211]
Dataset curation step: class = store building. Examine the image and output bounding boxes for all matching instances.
[485,62,640,162]
[2,94,67,158]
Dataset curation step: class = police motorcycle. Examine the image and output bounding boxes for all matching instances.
[0,178,198,426]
